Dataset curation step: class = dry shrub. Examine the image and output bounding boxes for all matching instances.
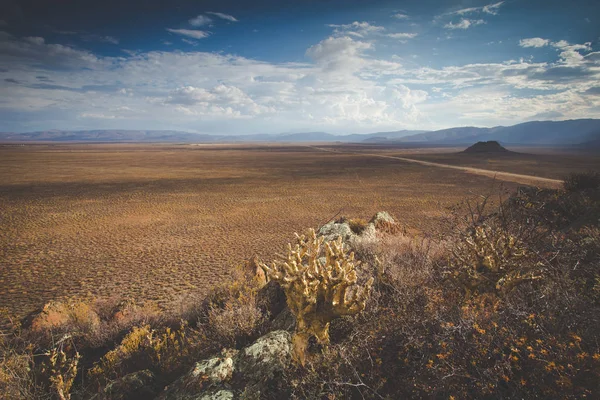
[0,333,37,399]
[31,299,100,341]
[373,219,405,235]
[564,170,600,193]
[207,290,264,348]
[88,320,201,386]
[29,297,162,349]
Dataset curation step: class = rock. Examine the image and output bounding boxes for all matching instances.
[196,390,235,400]
[369,211,395,225]
[318,220,355,242]
[103,369,157,400]
[157,331,292,400]
[157,350,237,400]
[235,330,292,383]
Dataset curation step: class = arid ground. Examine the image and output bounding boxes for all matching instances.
[1,143,594,318]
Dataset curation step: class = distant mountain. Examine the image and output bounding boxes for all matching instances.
[1,119,599,145]
[0,130,217,143]
[397,119,600,145]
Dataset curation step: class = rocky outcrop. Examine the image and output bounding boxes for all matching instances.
[318,220,355,242]
[157,331,292,400]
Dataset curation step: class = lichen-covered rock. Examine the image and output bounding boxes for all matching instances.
[318,220,355,242]
[196,390,235,400]
[103,369,157,400]
[235,330,291,381]
[157,350,237,400]
[157,331,291,400]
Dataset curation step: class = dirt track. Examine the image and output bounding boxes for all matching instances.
[309,147,562,187]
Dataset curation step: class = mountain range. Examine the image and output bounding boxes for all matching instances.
[1,119,599,146]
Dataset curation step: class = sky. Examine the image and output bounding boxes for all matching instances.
[0,0,599,134]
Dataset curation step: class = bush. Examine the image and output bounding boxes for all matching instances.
[564,171,600,193]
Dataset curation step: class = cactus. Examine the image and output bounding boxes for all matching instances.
[260,229,373,365]
[450,225,543,298]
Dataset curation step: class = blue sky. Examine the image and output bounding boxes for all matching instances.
[0,0,599,134]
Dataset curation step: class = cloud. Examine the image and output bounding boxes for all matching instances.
[189,15,212,27]
[0,31,598,133]
[0,20,7,27]
[0,32,102,70]
[387,32,418,40]
[327,21,385,38]
[392,13,409,20]
[437,2,503,30]
[482,1,504,15]
[206,12,238,22]
[519,38,550,48]
[165,28,210,40]
[444,19,485,30]
[306,36,372,74]
[446,1,504,16]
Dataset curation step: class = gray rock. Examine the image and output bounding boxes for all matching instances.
[156,331,292,400]
[157,350,237,400]
[235,330,292,382]
[318,221,355,242]
[197,390,235,400]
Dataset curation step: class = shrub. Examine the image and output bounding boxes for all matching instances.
[564,171,600,193]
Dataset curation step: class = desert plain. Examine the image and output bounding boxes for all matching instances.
[1,143,597,318]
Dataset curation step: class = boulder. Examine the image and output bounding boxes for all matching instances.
[157,331,292,400]
[157,350,237,400]
[369,211,395,225]
[318,220,355,242]
[235,330,292,382]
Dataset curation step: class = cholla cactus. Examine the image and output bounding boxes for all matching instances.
[260,229,373,364]
[451,224,543,297]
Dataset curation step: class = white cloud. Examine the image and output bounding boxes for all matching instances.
[328,21,385,38]
[482,1,504,15]
[166,28,210,40]
[189,15,212,27]
[519,38,550,48]
[392,13,409,20]
[306,36,372,74]
[206,12,238,22]
[444,19,485,30]
[387,32,418,40]
[447,1,504,16]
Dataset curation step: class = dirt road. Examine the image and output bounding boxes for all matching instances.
[309,146,562,187]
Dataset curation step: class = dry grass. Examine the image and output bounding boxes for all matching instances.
[0,143,564,319]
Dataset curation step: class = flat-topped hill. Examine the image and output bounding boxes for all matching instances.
[463,140,510,153]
